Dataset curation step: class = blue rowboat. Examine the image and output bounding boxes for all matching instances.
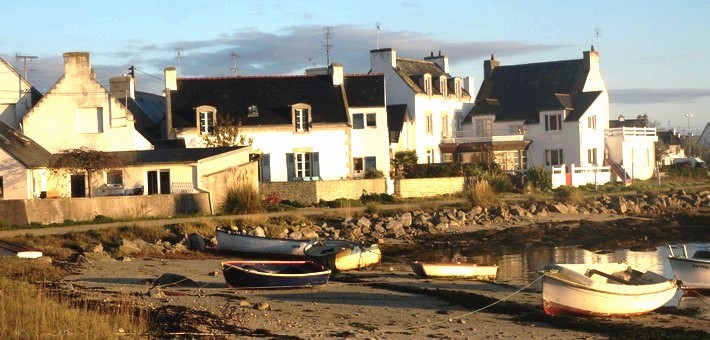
[221,260,331,289]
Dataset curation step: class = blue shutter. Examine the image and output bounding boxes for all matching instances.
[353,114,364,129]
[261,154,271,182]
[365,156,376,171]
[286,153,295,181]
[312,152,320,179]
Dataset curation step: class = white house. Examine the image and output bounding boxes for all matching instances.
[0,57,42,129]
[369,48,474,163]
[0,121,51,199]
[166,63,390,182]
[606,114,658,180]
[465,47,614,186]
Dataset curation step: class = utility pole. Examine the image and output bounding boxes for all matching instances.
[15,54,38,111]
[684,113,694,135]
[323,26,333,66]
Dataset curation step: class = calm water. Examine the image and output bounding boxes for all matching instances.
[391,242,710,314]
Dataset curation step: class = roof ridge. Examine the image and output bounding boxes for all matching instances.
[497,58,583,69]
[178,74,323,81]
[397,57,434,64]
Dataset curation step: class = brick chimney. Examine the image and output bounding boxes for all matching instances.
[483,54,499,80]
[424,50,449,73]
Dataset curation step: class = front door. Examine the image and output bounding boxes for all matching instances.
[70,174,86,197]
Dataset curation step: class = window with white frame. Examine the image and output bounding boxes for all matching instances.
[425,111,433,135]
[587,148,598,166]
[544,113,562,131]
[545,149,564,166]
[423,75,432,96]
[353,156,376,174]
[286,152,319,181]
[76,107,103,133]
[293,106,310,132]
[440,77,447,98]
[475,118,492,137]
[426,149,434,163]
[199,111,214,135]
[106,170,123,185]
[365,113,376,127]
[441,114,449,137]
[295,153,312,177]
[454,78,462,100]
[587,115,597,130]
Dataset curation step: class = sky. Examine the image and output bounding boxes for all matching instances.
[2,0,709,134]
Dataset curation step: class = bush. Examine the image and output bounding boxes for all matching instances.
[464,179,499,207]
[524,166,552,191]
[364,168,385,179]
[553,186,584,203]
[665,162,708,178]
[489,173,514,193]
[219,184,262,214]
[360,192,396,204]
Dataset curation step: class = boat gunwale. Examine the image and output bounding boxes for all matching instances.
[221,261,331,278]
[542,273,678,297]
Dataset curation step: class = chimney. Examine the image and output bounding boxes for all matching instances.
[164,67,177,139]
[424,50,449,73]
[583,45,600,70]
[63,52,92,78]
[329,63,343,86]
[463,76,475,96]
[618,115,625,121]
[483,54,499,80]
[370,48,397,73]
[109,76,135,99]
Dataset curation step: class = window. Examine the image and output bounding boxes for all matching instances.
[366,113,376,127]
[286,152,320,181]
[423,75,432,96]
[440,77,447,98]
[545,149,564,166]
[147,170,170,194]
[475,118,492,137]
[0,176,3,199]
[441,114,449,137]
[293,107,310,132]
[545,113,562,131]
[509,124,524,135]
[353,114,364,129]
[426,149,434,163]
[76,107,103,133]
[199,111,214,135]
[454,78,462,100]
[587,115,597,130]
[248,105,259,117]
[587,148,598,166]
[106,170,123,185]
[425,111,433,135]
[455,112,463,132]
[353,157,364,172]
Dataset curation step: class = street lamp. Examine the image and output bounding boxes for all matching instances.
[684,113,694,135]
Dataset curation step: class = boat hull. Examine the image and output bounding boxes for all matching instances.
[410,261,498,280]
[306,242,382,271]
[216,229,312,256]
[221,260,331,289]
[542,263,678,317]
[668,256,710,291]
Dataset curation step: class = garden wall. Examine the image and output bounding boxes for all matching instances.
[261,179,387,204]
[394,177,465,198]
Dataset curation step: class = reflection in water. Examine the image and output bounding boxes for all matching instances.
[398,242,709,316]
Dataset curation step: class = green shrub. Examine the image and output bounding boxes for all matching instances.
[489,173,514,193]
[553,186,584,203]
[360,192,396,204]
[524,166,552,191]
[364,168,385,178]
[665,162,707,178]
[219,184,262,214]
[364,202,380,214]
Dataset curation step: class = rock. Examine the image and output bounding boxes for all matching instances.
[288,231,303,240]
[117,238,141,256]
[239,300,252,307]
[250,226,266,237]
[255,301,270,311]
[301,229,319,240]
[549,203,569,214]
[88,243,104,253]
[400,212,413,227]
[357,217,372,228]
[132,239,164,256]
[148,287,165,298]
[187,233,206,251]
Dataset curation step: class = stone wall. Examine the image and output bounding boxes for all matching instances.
[394,177,465,198]
[0,193,211,226]
[261,179,387,204]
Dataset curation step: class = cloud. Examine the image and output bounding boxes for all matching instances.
[610,88,710,104]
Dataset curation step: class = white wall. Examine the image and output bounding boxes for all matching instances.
[0,59,34,128]
[0,150,30,199]
[349,106,391,177]
[21,53,153,153]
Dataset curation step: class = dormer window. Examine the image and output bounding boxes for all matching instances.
[439,76,447,98]
[292,104,311,132]
[248,105,259,117]
[195,105,217,135]
[423,74,432,97]
[454,78,462,100]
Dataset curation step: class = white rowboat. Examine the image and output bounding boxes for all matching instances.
[305,242,381,271]
[216,229,313,256]
[410,261,498,280]
[542,262,678,316]
[668,245,710,293]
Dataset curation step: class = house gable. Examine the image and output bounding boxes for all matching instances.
[0,57,42,128]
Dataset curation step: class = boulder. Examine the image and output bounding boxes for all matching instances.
[187,233,206,251]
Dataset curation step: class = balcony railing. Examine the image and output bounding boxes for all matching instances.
[605,127,657,137]
[442,128,525,144]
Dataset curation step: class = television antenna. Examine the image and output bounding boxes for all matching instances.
[594,28,601,50]
[376,23,381,49]
[15,54,38,81]
[230,52,240,76]
[323,26,334,66]
[176,48,183,76]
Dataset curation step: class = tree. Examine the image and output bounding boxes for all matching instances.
[391,150,418,178]
[51,147,124,197]
[202,115,253,147]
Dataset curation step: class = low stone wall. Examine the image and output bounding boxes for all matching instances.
[394,177,465,198]
[0,193,211,226]
[261,179,387,204]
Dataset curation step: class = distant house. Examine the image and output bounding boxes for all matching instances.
[0,121,50,199]
[369,48,474,163]
[166,64,389,182]
[656,129,685,165]
[0,57,42,129]
[699,123,710,148]
[606,114,658,180]
[466,48,615,186]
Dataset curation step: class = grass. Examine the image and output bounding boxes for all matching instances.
[464,180,499,207]
[220,184,263,215]
[0,258,147,338]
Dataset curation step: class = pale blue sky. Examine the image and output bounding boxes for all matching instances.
[2,1,708,133]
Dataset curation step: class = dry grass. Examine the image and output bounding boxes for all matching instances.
[0,258,147,338]
[464,180,499,208]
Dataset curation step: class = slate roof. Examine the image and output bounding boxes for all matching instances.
[344,74,385,107]
[609,114,650,128]
[387,104,408,143]
[394,58,472,99]
[0,121,51,168]
[468,58,597,123]
[170,74,354,128]
[127,91,166,140]
[49,146,245,167]
[657,130,682,145]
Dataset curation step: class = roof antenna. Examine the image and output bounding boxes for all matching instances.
[375,23,381,49]
[230,51,240,76]
[323,26,334,66]
[15,54,37,107]
[176,48,183,77]
[594,28,601,51]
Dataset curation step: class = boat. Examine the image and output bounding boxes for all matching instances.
[410,261,498,280]
[216,228,314,256]
[668,244,710,293]
[0,240,43,259]
[305,241,382,271]
[221,260,331,289]
[541,262,678,316]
